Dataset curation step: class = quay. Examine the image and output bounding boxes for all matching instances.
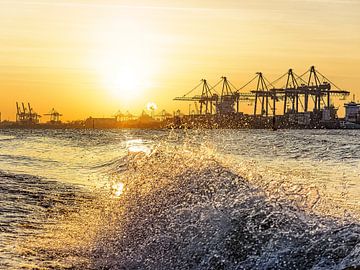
[1,66,359,130]
[171,66,359,129]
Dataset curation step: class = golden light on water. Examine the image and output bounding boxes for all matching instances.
[112,182,125,198]
[126,139,152,155]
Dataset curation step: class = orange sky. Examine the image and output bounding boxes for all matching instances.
[0,0,359,121]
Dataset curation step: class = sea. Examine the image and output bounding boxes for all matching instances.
[0,128,359,269]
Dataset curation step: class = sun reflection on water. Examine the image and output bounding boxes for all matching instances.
[112,182,125,198]
[126,139,152,155]
[128,145,152,155]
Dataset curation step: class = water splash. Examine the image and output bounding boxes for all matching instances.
[112,182,125,198]
[3,129,360,269]
[37,142,358,269]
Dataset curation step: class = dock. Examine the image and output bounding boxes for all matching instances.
[1,66,359,130]
[172,66,356,129]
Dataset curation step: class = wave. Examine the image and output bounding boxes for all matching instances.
[0,170,92,269]
[84,145,359,270]
[0,135,16,142]
[16,142,360,269]
[0,154,60,165]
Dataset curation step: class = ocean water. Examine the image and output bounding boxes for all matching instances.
[0,128,359,269]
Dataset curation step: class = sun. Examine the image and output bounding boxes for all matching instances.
[89,17,161,106]
[102,65,146,101]
[98,55,153,103]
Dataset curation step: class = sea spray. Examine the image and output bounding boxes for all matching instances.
[9,131,360,269]
[86,143,360,269]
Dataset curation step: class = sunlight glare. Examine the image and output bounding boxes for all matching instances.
[112,182,125,198]
[98,55,154,102]
[146,102,158,111]
[91,18,159,105]
[126,139,152,155]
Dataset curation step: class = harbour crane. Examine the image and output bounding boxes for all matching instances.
[174,77,255,115]
[174,79,218,115]
[44,108,62,123]
[16,102,41,124]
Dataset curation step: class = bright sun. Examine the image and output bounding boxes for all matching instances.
[90,18,160,106]
[103,66,145,100]
[98,55,153,103]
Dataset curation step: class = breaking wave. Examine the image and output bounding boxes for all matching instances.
[16,139,360,269]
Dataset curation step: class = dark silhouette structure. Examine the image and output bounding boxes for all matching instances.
[44,108,62,124]
[16,102,41,124]
[173,66,350,128]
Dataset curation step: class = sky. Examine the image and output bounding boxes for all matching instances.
[0,0,359,120]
